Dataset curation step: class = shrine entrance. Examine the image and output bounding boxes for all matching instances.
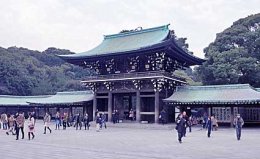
[113,93,136,121]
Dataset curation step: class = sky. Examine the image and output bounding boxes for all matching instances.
[0,0,259,58]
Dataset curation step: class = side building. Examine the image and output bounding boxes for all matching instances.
[0,91,94,120]
[164,84,260,125]
[59,24,205,123]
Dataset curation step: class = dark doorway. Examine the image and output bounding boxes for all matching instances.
[113,93,136,121]
[97,98,108,112]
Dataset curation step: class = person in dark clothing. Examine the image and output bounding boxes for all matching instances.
[233,114,244,140]
[206,116,212,138]
[202,114,208,129]
[176,114,186,143]
[188,116,192,132]
[115,110,119,123]
[182,111,188,137]
[83,113,90,130]
[95,114,102,132]
[75,114,82,130]
[112,110,116,124]
[159,109,166,125]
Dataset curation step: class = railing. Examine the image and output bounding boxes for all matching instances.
[82,71,186,82]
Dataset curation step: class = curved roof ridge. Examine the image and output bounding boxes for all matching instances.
[104,24,170,39]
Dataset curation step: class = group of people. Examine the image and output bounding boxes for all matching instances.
[95,110,107,131]
[175,111,192,143]
[54,112,90,131]
[175,111,244,143]
[112,109,120,124]
[0,112,36,140]
[0,111,94,140]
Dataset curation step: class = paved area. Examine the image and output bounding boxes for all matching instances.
[0,122,260,159]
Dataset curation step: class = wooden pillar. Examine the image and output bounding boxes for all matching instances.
[93,92,97,121]
[208,106,212,116]
[230,106,234,127]
[155,91,160,123]
[136,90,141,122]
[108,92,112,122]
[70,106,73,116]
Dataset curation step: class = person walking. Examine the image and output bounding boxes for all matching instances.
[55,112,60,130]
[27,113,35,140]
[182,111,188,137]
[75,113,82,130]
[129,109,134,121]
[112,110,116,124]
[206,116,212,138]
[6,115,16,135]
[159,109,166,125]
[176,114,186,143]
[1,113,8,130]
[187,116,193,133]
[212,115,218,131]
[101,112,107,129]
[62,112,68,130]
[16,112,25,140]
[43,112,52,134]
[233,114,244,140]
[83,113,90,130]
[96,114,102,132]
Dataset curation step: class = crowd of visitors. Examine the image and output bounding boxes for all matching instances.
[0,109,245,143]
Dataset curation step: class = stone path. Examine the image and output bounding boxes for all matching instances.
[0,122,259,159]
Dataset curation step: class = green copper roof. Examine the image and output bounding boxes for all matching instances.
[0,95,51,106]
[27,91,94,105]
[0,91,94,106]
[164,84,260,104]
[59,25,170,59]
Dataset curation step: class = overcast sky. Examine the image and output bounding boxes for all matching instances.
[0,0,259,58]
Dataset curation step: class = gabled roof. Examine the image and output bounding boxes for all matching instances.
[0,91,94,106]
[164,84,260,104]
[59,24,205,66]
[59,25,170,60]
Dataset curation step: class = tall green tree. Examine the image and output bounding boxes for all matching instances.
[196,13,260,87]
[0,47,91,95]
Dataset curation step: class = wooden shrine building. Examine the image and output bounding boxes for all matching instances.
[0,91,94,119]
[59,25,205,123]
[164,84,260,125]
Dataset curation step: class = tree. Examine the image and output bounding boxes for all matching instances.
[0,46,90,95]
[196,13,260,87]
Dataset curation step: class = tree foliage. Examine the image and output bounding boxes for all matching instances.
[0,47,91,95]
[196,13,260,87]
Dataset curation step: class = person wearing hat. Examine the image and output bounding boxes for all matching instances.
[233,114,244,140]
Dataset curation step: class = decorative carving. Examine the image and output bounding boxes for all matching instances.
[104,81,113,91]
[105,58,115,74]
[151,78,165,92]
[83,60,101,74]
[128,56,139,72]
[83,82,97,92]
[146,52,166,71]
[132,80,141,90]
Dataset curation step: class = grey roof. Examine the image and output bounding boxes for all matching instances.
[59,25,170,59]
[0,91,94,106]
[164,84,260,104]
